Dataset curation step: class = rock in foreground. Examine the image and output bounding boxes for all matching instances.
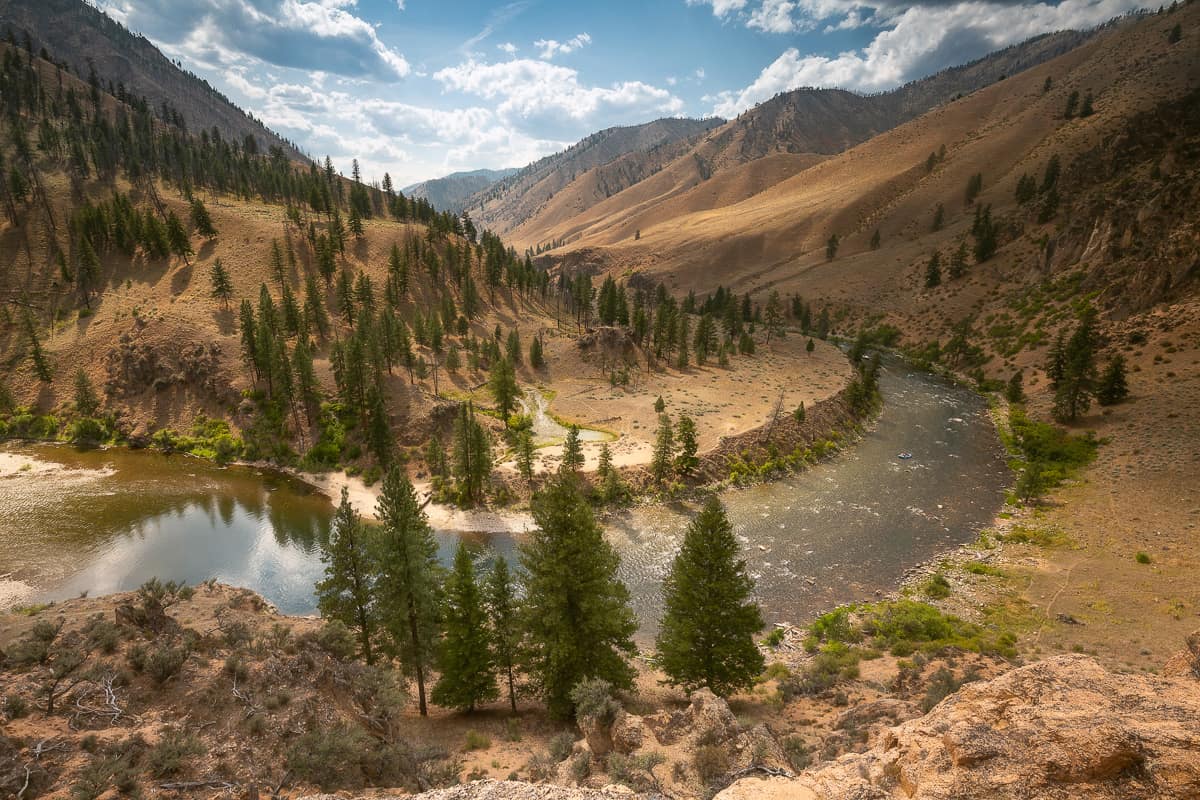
[720,654,1200,800]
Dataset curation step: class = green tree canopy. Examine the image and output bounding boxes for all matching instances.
[519,474,637,718]
[432,543,498,712]
[656,496,764,696]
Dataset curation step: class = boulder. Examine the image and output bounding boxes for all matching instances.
[722,655,1200,799]
[611,710,647,754]
[644,688,739,746]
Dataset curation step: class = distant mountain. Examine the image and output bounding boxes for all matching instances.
[489,29,1095,247]
[0,0,304,160]
[403,168,519,214]
[467,117,724,236]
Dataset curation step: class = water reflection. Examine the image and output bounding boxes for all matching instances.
[2,361,1007,627]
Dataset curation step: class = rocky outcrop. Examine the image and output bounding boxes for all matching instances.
[719,655,1200,800]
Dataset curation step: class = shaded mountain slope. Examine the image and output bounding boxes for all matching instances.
[0,0,303,159]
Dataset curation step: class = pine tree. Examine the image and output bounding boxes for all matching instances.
[515,428,536,484]
[561,424,584,473]
[806,338,815,355]
[1005,371,1025,405]
[374,467,443,716]
[1096,354,1129,406]
[72,369,99,417]
[486,557,521,713]
[366,386,393,466]
[270,239,286,285]
[316,487,378,664]
[304,274,330,339]
[432,543,498,712]
[453,402,492,504]
[519,474,637,719]
[210,258,233,309]
[165,210,192,261]
[932,203,944,232]
[1052,308,1099,422]
[77,237,101,307]
[949,241,969,279]
[651,414,675,485]
[189,197,217,238]
[24,312,52,382]
[869,229,881,250]
[529,335,545,369]
[675,415,698,477]
[489,357,519,422]
[763,290,785,344]
[826,233,839,261]
[654,395,666,414]
[656,496,764,697]
[1046,330,1067,389]
[506,329,522,365]
[925,251,942,288]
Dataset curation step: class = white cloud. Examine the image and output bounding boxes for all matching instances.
[434,58,683,129]
[94,0,409,79]
[686,0,749,18]
[533,32,593,59]
[748,0,800,32]
[712,0,1147,116]
[498,41,518,55]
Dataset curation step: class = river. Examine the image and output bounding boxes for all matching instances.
[0,361,1008,631]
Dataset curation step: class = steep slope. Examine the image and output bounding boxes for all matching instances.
[466,117,723,237]
[403,168,518,213]
[500,28,1095,249]
[539,6,1199,328]
[0,0,304,159]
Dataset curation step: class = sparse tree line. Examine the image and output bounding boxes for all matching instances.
[318,470,766,720]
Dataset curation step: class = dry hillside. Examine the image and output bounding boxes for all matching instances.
[485,28,1095,250]
[0,0,303,159]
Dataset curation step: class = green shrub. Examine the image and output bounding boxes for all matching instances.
[570,677,619,725]
[3,694,29,719]
[1135,551,1152,565]
[569,752,591,783]
[547,731,575,762]
[464,730,491,751]
[692,745,729,784]
[764,627,785,647]
[964,562,1005,577]
[145,641,189,684]
[923,573,951,599]
[148,727,204,777]
[781,735,811,771]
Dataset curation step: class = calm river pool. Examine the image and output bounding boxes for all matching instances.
[0,361,1008,632]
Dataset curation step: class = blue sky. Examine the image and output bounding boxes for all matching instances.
[90,0,1146,186]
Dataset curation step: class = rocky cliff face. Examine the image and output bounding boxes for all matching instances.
[340,648,1200,800]
[718,654,1200,800]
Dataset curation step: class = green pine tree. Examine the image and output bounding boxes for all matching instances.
[374,467,443,716]
[316,487,378,664]
[561,424,584,473]
[73,369,99,417]
[486,557,522,713]
[1096,354,1129,406]
[165,210,192,261]
[675,415,698,477]
[489,357,519,422]
[210,258,233,309]
[515,428,536,485]
[189,197,217,238]
[432,543,498,712]
[651,414,675,485]
[519,474,637,719]
[656,496,764,697]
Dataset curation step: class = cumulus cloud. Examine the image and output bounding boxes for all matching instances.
[434,57,684,135]
[533,32,592,59]
[94,0,409,79]
[712,0,1147,116]
[498,41,518,55]
[686,0,750,17]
